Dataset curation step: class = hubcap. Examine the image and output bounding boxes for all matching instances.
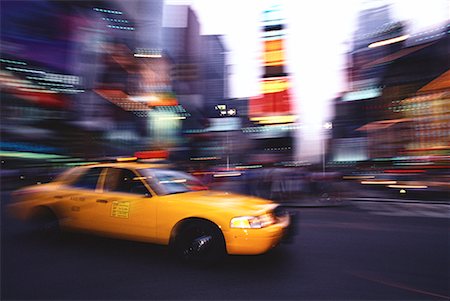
[183,235,212,257]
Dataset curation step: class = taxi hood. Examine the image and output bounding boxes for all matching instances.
[165,190,278,214]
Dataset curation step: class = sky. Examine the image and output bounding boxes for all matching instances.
[165,0,449,161]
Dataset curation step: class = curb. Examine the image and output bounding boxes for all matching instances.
[278,200,351,208]
[343,197,450,205]
[277,197,450,208]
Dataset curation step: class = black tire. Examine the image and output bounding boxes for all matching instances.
[28,207,61,239]
[172,220,225,264]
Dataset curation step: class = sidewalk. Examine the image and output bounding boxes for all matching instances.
[210,180,351,207]
[277,197,350,208]
[211,179,449,208]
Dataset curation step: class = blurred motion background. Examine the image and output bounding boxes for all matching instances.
[1,0,448,201]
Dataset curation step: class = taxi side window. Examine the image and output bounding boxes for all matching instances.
[104,168,150,196]
[71,167,103,190]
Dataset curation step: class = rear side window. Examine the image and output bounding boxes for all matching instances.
[71,167,104,190]
[103,168,150,196]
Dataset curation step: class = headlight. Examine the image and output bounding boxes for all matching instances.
[230,213,276,229]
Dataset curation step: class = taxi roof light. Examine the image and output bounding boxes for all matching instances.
[135,150,169,160]
[116,157,138,162]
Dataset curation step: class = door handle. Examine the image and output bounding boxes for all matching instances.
[96,199,108,203]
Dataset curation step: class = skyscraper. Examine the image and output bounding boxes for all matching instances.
[245,4,296,162]
[162,5,204,130]
[201,35,227,118]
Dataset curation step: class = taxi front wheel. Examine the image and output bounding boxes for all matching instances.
[172,220,226,264]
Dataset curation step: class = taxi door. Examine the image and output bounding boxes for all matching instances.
[94,167,158,241]
[51,167,108,232]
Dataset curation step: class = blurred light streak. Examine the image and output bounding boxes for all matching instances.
[190,157,219,161]
[250,115,297,124]
[134,54,163,58]
[159,179,187,184]
[0,58,27,65]
[235,165,263,169]
[343,175,375,179]
[394,162,434,166]
[18,88,57,93]
[368,34,410,48]
[388,185,428,189]
[213,172,242,178]
[361,180,397,185]
[0,151,68,160]
[5,67,45,74]
[384,169,426,173]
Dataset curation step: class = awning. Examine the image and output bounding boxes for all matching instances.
[1,70,68,108]
[356,118,412,132]
[94,89,178,111]
[94,89,148,111]
[402,91,448,103]
[363,42,435,69]
[11,89,68,108]
[418,69,450,93]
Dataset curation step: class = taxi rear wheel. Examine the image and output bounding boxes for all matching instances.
[172,220,225,264]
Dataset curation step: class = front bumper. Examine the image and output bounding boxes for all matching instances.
[281,211,298,243]
[225,213,295,255]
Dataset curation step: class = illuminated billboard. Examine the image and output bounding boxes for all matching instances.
[261,77,289,93]
[263,39,285,67]
[249,4,295,124]
[249,77,293,121]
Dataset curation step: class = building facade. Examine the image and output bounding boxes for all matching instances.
[332,4,406,161]
[246,4,297,164]
[1,0,184,159]
[201,35,227,118]
[331,1,449,165]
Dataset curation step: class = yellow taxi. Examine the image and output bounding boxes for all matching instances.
[8,158,294,262]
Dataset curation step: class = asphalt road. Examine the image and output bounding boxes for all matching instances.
[1,192,449,300]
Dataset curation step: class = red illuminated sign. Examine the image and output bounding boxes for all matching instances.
[249,88,292,118]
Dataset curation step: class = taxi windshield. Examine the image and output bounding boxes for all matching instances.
[138,169,208,195]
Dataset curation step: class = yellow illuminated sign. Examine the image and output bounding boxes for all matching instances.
[111,201,130,218]
[264,39,284,66]
[261,78,289,93]
[250,115,296,124]
[265,40,282,51]
[264,51,284,66]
